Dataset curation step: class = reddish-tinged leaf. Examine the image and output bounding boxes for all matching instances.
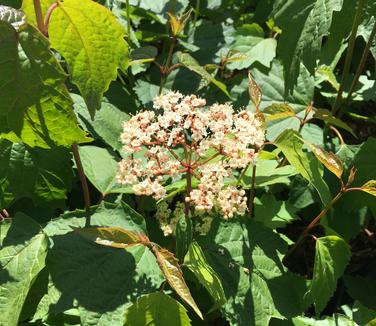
[305,142,343,179]
[154,247,203,319]
[248,72,262,110]
[359,180,376,197]
[263,104,295,121]
[75,226,143,249]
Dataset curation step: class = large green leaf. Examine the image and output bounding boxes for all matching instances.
[123,292,191,326]
[0,22,89,148]
[292,314,357,325]
[78,145,124,197]
[274,129,331,205]
[0,213,48,326]
[0,140,73,208]
[49,0,129,118]
[184,242,226,312]
[272,0,343,91]
[344,276,376,311]
[38,202,163,326]
[72,94,129,152]
[310,236,351,315]
[226,23,276,70]
[199,219,309,326]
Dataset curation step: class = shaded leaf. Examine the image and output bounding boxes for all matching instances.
[316,65,339,91]
[184,242,226,312]
[313,109,355,136]
[49,0,129,118]
[41,202,162,326]
[154,247,203,319]
[176,51,230,97]
[310,236,351,315]
[305,142,343,179]
[272,0,343,91]
[0,140,73,208]
[124,292,191,326]
[0,23,89,148]
[0,213,48,326]
[200,218,309,326]
[75,226,143,249]
[274,129,331,204]
[344,276,376,311]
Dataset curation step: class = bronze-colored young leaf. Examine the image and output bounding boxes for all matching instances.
[248,72,262,111]
[305,142,343,179]
[359,180,376,197]
[154,247,203,320]
[75,226,143,249]
[263,103,295,121]
[167,8,192,37]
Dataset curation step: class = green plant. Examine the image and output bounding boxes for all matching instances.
[0,0,376,326]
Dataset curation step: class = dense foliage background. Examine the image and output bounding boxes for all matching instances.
[0,0,375,325]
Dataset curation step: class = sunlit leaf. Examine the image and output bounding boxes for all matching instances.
[313,109,355,136]
[154,247,203,319]
[75,226,144,249]
[0,5,24,28]
[248,72,262,110]
[124,292,192,326]
[263,103,296,121]
[310,236,351,315]
[184,242,226,312]
[359,180,376,197]
[49,0,129,118]
[305,142,343,179]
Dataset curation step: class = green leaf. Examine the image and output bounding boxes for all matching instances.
[49,0,129,118]
[175,215,192,262]
[0,140,73,208]
[200,219,309,326]
[124,292,191,326]
[0,23,90,148]
[0,5,24,28]
[292,314,357,325]
[154,247,203,319]
[254,194,298,228]
[184,242,226,312]
[251,60,314,140]
[272,0,343,92]
[75,226,144,249]
[0,213,48,326]
[316,65,339,91]
[242,159,297,187]
[21,0,54,27]
[78,145,123,196]
[176,51,230,97]
[274,129,331,205]
[226,23,277,70]
[353,300,376,326]
[344,276,376,310]
[41,202,163,326]
[313,109,355,136]
[73,94,129,152]
[310,236,351,315]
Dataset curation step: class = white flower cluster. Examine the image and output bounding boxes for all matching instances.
[155,202,185,236]
[117,90,265,218]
